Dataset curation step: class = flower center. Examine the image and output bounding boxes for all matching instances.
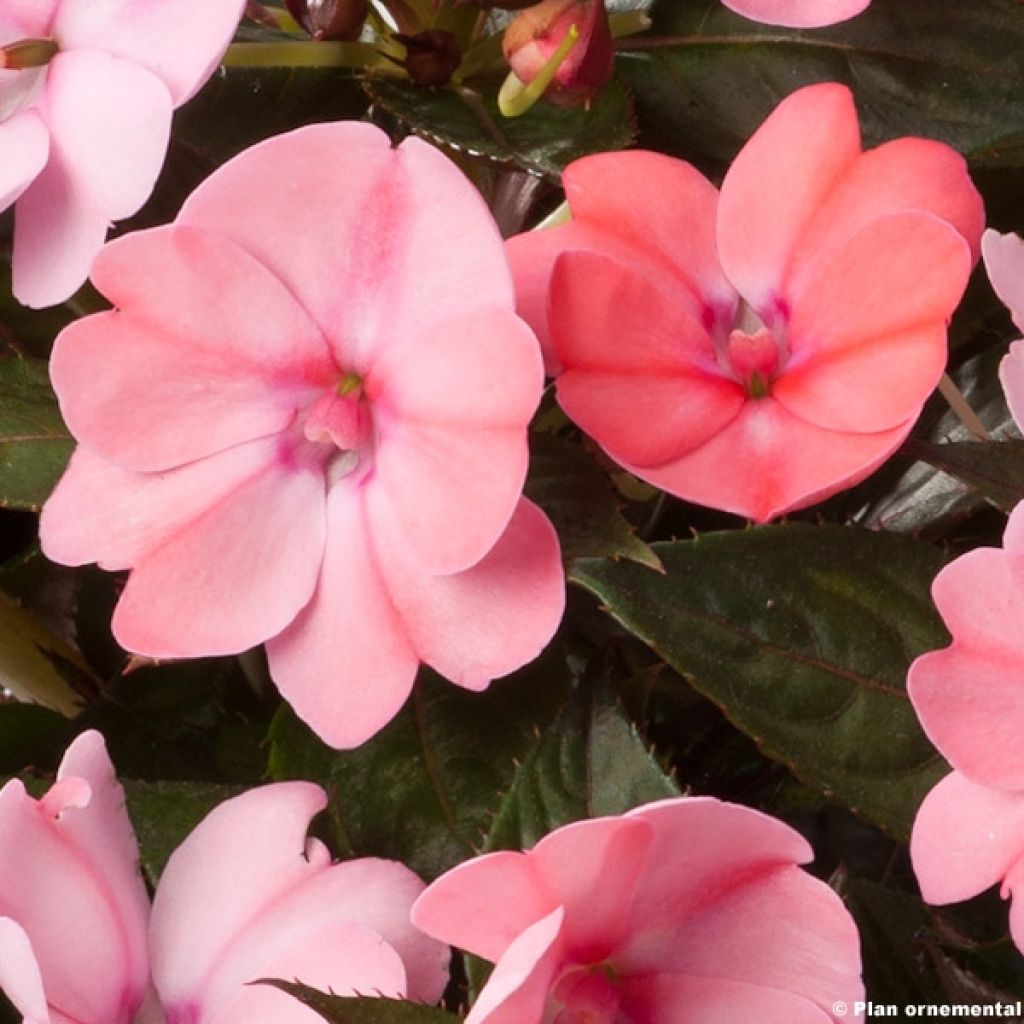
[551,965,623,1024]
[717,299,788,398]
[297,372,374,485]
[0,37,55,122]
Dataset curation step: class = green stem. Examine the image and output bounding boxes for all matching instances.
[222,40,394,69]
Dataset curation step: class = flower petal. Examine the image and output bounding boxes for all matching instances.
[626,397,907,522]
[366,306,542,575]
[1000,339,1024,434]
[620,974,835,1024]
[2,1,59,36]
[908,547,1024,789]
[380,499,565,692]
[0,111,48,211]
[911,771,1024,907]
[153,785,448,1014]
[551,252,745,468]
[412,852,554,964]
[985,230,1024,335]
[775,212,970,433]
[266,483,419,751]
[530,816,653,961]
[717,83,861,313]
[53,0,245,104]
[0,918,50,1024]
[790,138,984,301]
[41,50,173,219]
[51,226,332,473]
[111,450,326,658]
[179,125,514,369]
[464,907,565,1024]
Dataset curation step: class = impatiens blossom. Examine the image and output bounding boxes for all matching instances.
[908,231,1024,951]
[39,122,565,750]
[721,0,869,28]
[0,0,245,308]
[412,797,864,1023]
[907,501,1024,952]
[0,730,449,1024]
[507,83,983,522]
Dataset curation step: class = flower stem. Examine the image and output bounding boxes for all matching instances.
[938,373,989,441]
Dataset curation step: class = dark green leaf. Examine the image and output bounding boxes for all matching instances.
[267,650,574,880]
[259,983,460,1024]
[902,438,1024,513]
[571,524,950,839]
[364,77,635,178]
[525,435,661,569]
[485,681,678,853]
[0,357,72,511]
[123,779,244,884]
[622,0,1024,168]
[174,66,370,167]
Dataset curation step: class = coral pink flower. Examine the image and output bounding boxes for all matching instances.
[507,83,983,522]
[0,0,245,308]
[40,122,564,750]
[0,731,449,1024]
[412,797,864,1023]
[721,0,869,28]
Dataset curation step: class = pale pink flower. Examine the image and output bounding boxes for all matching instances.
[908,501,1024,952]
[507,83,983,522]
[983,228,1024,427]
[40,121,564,750]
[0,730,449,1024]
[412,797,864,1023]
[0,0,245,308]
[721,0,869,27]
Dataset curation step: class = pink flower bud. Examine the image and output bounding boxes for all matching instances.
[502,0,613,110]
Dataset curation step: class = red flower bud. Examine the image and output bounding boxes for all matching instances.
[285,0,369,40]
[395,30,462,87]
[501,0,613,111]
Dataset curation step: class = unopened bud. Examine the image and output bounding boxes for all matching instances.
[0,38,58,71]
[500,0,612,114]
[285,0,368,40]
[396,30,462,87]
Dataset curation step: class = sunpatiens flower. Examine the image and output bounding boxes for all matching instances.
[507,82,984,522]
[908,233,1024,951]
[721,0,869,28]
[0,0,245,308]
[412,796,864,1023]
[40,121,564,750]
[0,730,449,1024]
[908,501,1024,953]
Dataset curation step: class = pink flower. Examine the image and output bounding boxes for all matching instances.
[720,0,869,28]
[412,797,864,1023]
[507,83,983,522]
[907,502,1024,951]
[908,236,1024,949]
[0,0,245,308]
[0,730,449,1024]
[40,121,564,750]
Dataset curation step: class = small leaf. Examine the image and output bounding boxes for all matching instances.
[571,524,951,839]
[0,591,93,716]
[363,76,636,178]
[0,357,73,511]
[525,434,661,569]
[485,681,678,853]
[901,438,1024,513]
[123,779,244,884]
[258,983,461,1024]
[622,0,1024,168]
[267,649,574,880]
